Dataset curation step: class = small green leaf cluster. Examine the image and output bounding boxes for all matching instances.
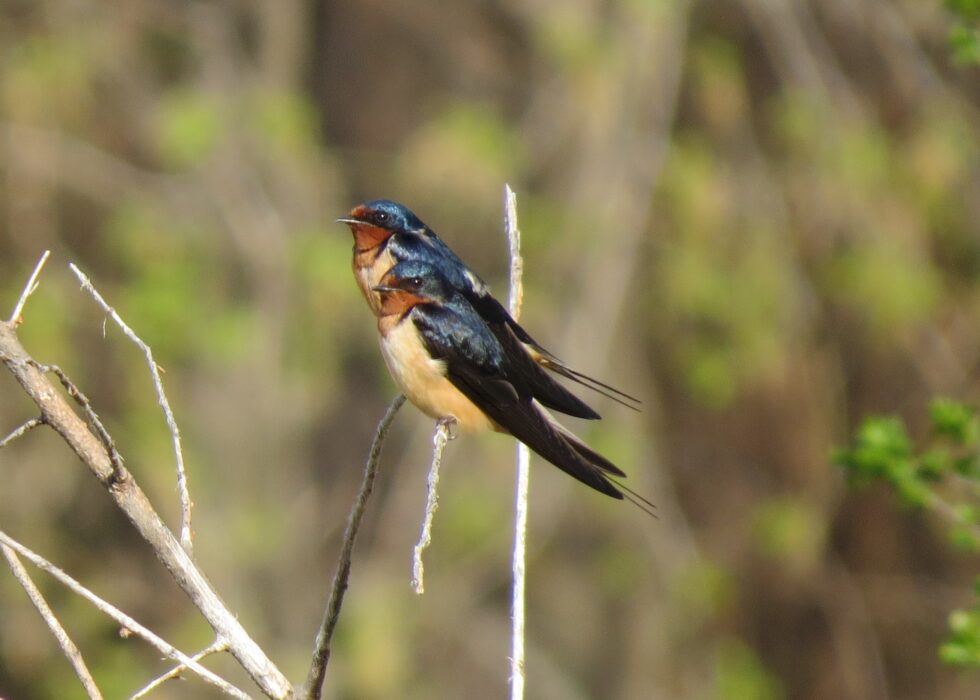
[946,0,980,64]
[941,581,980,668]
[835,399,980,512]
[835,399,980,667]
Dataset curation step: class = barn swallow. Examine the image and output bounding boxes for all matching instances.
[371,259,653,513]
[337,200,640,419]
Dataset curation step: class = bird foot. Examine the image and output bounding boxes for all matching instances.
[436,416,458,441]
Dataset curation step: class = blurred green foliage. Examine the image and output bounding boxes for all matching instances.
[946,0,980,63]
[714,639,785,700]
[1,1,979,699]
[836,399,980,666]
[156,90,223,169]
[941,579,980,667]
[752,498,826,571]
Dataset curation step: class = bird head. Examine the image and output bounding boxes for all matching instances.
[337,200,427,250]
[372,260,453,315]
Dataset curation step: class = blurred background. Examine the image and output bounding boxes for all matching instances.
[1,1,979,698]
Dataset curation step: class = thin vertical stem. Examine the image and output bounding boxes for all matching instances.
[505,184,528,700]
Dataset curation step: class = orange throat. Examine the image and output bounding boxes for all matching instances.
[377,290,426,319]
[351,224,393,257]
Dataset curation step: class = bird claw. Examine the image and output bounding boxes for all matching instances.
[436,416,458,441]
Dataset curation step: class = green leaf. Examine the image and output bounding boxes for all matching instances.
[834,416,911,482]
[930,398,979,445]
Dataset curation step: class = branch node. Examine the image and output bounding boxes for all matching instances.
[28,360,128,483]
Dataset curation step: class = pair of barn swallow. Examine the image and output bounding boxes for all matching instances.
[338,200,651,512]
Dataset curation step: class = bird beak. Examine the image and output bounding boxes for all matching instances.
[335,217,362,225]
[371,284,398,293]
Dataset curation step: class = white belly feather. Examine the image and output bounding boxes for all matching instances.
[379,317,495,433]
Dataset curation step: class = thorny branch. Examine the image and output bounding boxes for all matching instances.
[0,259,292,698]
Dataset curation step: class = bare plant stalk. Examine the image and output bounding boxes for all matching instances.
[0,532,248,699]
[1,543,103,700]
[412,418,455,594]
[304,394,406,700]
[505,187,524,321]
[131,638,230,699]
[0,321,292,699]
[69,263,194,554]
[8,250,51,325]
[504,184,529,700]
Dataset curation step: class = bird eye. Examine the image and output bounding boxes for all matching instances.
[410,277,423,288]
[375,211,390,224]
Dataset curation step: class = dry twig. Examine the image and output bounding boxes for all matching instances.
[0,532,248,699]
[0,320,291,698]
[8,250,51,325]
[30,360,127,482]
[0,416,44,449]
[411,417,455,594]
[69,263,194,553]
[303,393,406,700]
[1,543,103,700]
[131,638,231,699]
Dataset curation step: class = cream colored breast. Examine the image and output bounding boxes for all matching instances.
[378,315,495,433]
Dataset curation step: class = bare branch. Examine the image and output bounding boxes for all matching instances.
[2,543,103,700]
[69,263,194,554]
[0,532,248,699]
[411,417,456,595]
[131,638,231,699]
[0,416,44,449]
[0,322,291,698]
[303,394,406,700]
[8,250,51,325]
[504,184,529,700]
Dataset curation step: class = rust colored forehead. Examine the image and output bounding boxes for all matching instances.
[348,204,372,220]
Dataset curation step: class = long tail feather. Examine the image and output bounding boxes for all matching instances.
[607,477,658,518]
[539,404,656,517]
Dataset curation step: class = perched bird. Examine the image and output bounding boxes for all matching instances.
[371,259,652,512]
[337,199,640,420]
